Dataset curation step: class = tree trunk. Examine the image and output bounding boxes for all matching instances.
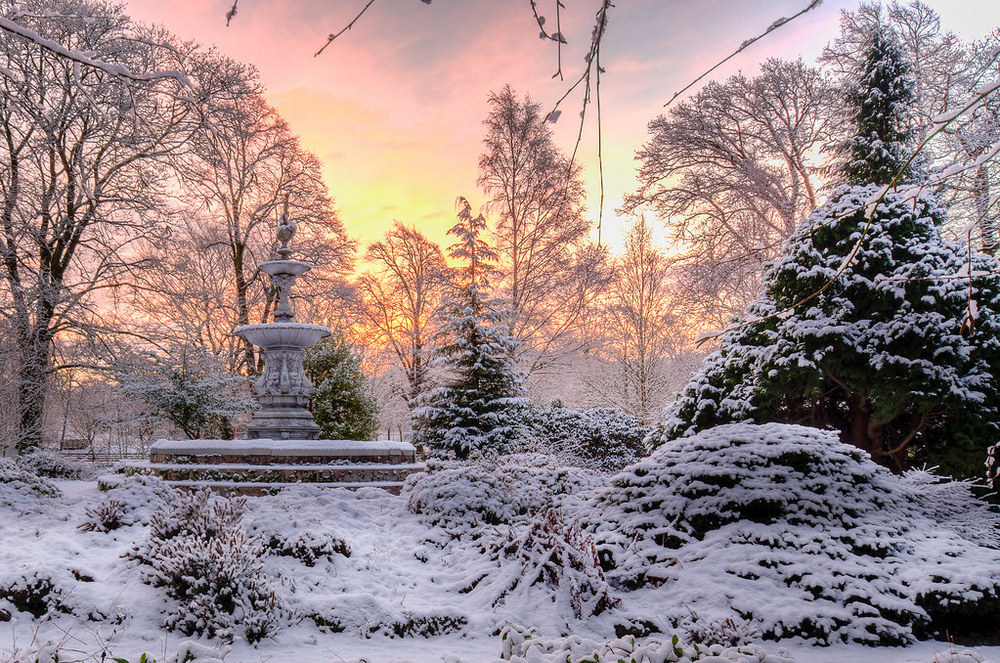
[846,393,874,457]
[16,325,52,453]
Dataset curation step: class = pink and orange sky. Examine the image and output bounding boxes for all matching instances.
[124,0,999,254]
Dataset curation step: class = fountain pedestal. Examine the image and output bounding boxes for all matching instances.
[105,204,421,495]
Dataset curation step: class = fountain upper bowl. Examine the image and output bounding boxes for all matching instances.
[233,322,331,348]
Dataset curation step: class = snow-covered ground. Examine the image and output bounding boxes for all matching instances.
[2,426,1000,663]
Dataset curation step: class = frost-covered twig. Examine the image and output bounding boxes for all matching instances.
[663,0,823,108]
[0,15,189,84]
[314,0,379,58]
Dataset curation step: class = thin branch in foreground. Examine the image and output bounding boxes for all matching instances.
[226,0,239,26]
[315,0,379,58]
[664,0,823,107]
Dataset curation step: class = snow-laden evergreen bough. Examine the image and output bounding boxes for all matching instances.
[592,423,1000,645]
[659,185,1000,474]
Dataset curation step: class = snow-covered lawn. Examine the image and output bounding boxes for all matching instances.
[2,424,1000,663]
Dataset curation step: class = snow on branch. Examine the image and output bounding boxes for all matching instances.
[0,15,190,85]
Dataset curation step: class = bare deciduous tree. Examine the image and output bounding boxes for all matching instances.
[0,0,201,451]
[478,85,610,374]
[357,221,449,407]
[177,54,354,375]
[622,58,839,324]
[587,218,684,423]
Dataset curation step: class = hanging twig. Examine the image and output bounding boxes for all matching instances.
[664,0,823,108]
[314,0,379,57]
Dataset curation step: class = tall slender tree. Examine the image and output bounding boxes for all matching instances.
[478,85,606,373]
[411,198,525,458]
[357,222,449,408]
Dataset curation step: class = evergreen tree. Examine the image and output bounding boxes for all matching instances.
[411,198,526,458]
[838,23,920,186]
[303,333,380,440]
[659,24,1000,476]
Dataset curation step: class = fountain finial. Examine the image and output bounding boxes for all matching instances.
[276,196,297,260]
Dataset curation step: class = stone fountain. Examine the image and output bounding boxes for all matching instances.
[109,206,421,495]
[234,211,329,440]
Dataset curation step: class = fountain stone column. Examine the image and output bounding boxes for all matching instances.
[234,209,330,440]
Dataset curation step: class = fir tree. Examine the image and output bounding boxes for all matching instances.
[303,332,380,440]
[411,198,526,458]
[838,23,920,186]
[660,25,1000,476]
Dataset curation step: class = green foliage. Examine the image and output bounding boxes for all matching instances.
[660,23,1000,475]
[838,23,919,186]
[661,186,1000,474]
[303,332,380,441]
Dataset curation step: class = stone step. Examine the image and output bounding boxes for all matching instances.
[128,461,423,484]
[162,479,410,496]
[149,438,416,465]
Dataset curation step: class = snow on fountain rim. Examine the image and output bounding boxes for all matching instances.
[150,437,415,456]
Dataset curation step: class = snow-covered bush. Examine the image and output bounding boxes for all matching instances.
[0,567,108,623]
[512,406,650,473]
[0,571,72,619]
[496,623,794,663]
[17,449,90,479]
[306,595,468,639]
[591,423,1000,645]
[261,529,351,567]
[461,508,617,619]
[80,474,176,531]
[0,457,60,505]
[130,489,281,644]
[245,500,352,566]
[405,454,605,540]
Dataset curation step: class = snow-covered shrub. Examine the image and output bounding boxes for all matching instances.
[79,498,128,532]
[17,449,90,479]
[0,571,71,618]
[512,406,650,473]
[591,423,1000,645]
[462,508,617,619]
[0,457,60,505]
[405,454,605,540]
[130,489,281,644]
[0,566,108,623]
[262,529,351,567]
[496,623,794,663]
[305,594,467,638]
[81,474,176,531]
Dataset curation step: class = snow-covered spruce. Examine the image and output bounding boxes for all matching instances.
[411,198,527,459]
[591,423,1000,645]
[660,185,1000,475]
